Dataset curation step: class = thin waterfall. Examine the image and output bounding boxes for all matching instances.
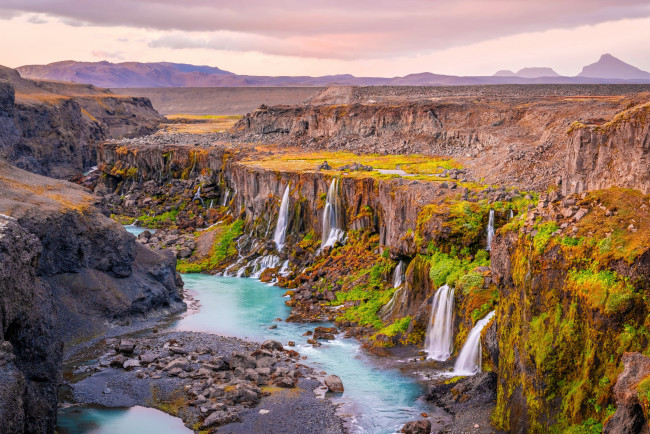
[273,185,291,250]
[424,285,455,361]
[321,178,345,249]
[393,260,405,288]
[193,185,205,207]
[508,209,513,220]
[453,310,496,375]
[221,190,230,207]
[486,209,495,251]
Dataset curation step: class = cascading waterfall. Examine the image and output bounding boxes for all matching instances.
[485,209,495,251]
[424,285,455,361]
[392,260,405,288]
[193,185,205,207]
[249,255,281,278]
[273,185,291,250]
[321,178,345,249]
[453,310,496,375]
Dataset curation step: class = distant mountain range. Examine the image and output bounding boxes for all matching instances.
[15,54,650,88]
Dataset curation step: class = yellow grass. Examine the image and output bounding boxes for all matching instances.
[161,114,242,134]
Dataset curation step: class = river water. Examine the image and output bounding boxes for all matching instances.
[58,227,438,433]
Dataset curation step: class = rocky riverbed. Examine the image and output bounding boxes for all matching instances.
[63,331,347,433]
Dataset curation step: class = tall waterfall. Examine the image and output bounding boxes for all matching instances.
[273,185,291,250]
[485,209,495,251]
[453,310,495,375]
[424,285,455,361]
[321,178,345,249]
[393,260,405,288]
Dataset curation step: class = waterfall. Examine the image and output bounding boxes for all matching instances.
[508,209,513,220]
[221,190,230,207]
[208,199,214,209]
[453,310,496,375]
[321,178,345,249]
[249,255,281,278]
[273,185,291,250]
[392,260,405,288]
[193,186,205,207]
[424,285,455,361]
[486,209,495,251]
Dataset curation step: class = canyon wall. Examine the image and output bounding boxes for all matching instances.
[232,96,639,191]
[0,66,163,179]
[564,101,650,195]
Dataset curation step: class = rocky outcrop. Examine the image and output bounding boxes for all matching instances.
[0,215,61,434]
[604,352,650,433]
[0,65,163,179]
[0,158,185,335]
[564,101,650,195]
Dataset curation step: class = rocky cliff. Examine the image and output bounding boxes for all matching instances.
[564,101,650,195]
[0,160,186,431]
[0,65,163,179]
[0,215,60,434]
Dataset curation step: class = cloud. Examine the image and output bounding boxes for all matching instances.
[91,50,124,60]
[26,14,47,24]
[1,0,649,59]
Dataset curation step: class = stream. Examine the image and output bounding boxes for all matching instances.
[57,228,441,433]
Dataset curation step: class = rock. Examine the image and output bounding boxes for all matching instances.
[401,419,432,434]
[324,375,344,393]
[261,340,284,351]
[164,359,192,372]
[603,352,650,433]
[123,359,141,370]
[201,410,241,429]
[256,357,275,369]
[116,339,136,354]
[110,354,128,367]
[317,161,332,171]
[139,353,158,364]
[276,377,296,388]
[169,346,188,355]
[230,352,258,370]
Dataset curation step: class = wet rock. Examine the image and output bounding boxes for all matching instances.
[261,340,284,351]
[401,419,432,434]
[324,375,344,393]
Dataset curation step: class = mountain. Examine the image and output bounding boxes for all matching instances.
[578,54,650,80]
[494,67,560,78]
[15,57,650,88]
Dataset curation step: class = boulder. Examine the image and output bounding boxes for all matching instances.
[261,340,284,351]
[324,375,344,393]
[116,339,136,354]
[201,410,241,429]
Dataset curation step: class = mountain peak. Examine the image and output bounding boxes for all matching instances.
[578,54,650,80]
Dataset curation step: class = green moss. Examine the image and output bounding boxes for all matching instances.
[428,248,489,288]
[377,316,412,337]
[177,219,244,273]
[532,221,559,254]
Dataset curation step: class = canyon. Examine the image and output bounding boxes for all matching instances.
[2,64,650,433]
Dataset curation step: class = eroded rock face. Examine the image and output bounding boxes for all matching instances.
[0,67,163,179]
[0,215,61,434]
[564,102,650,195]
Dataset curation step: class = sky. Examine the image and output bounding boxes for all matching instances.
[0,0,649,77]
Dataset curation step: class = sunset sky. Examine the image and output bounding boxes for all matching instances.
[1,0,649,77]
